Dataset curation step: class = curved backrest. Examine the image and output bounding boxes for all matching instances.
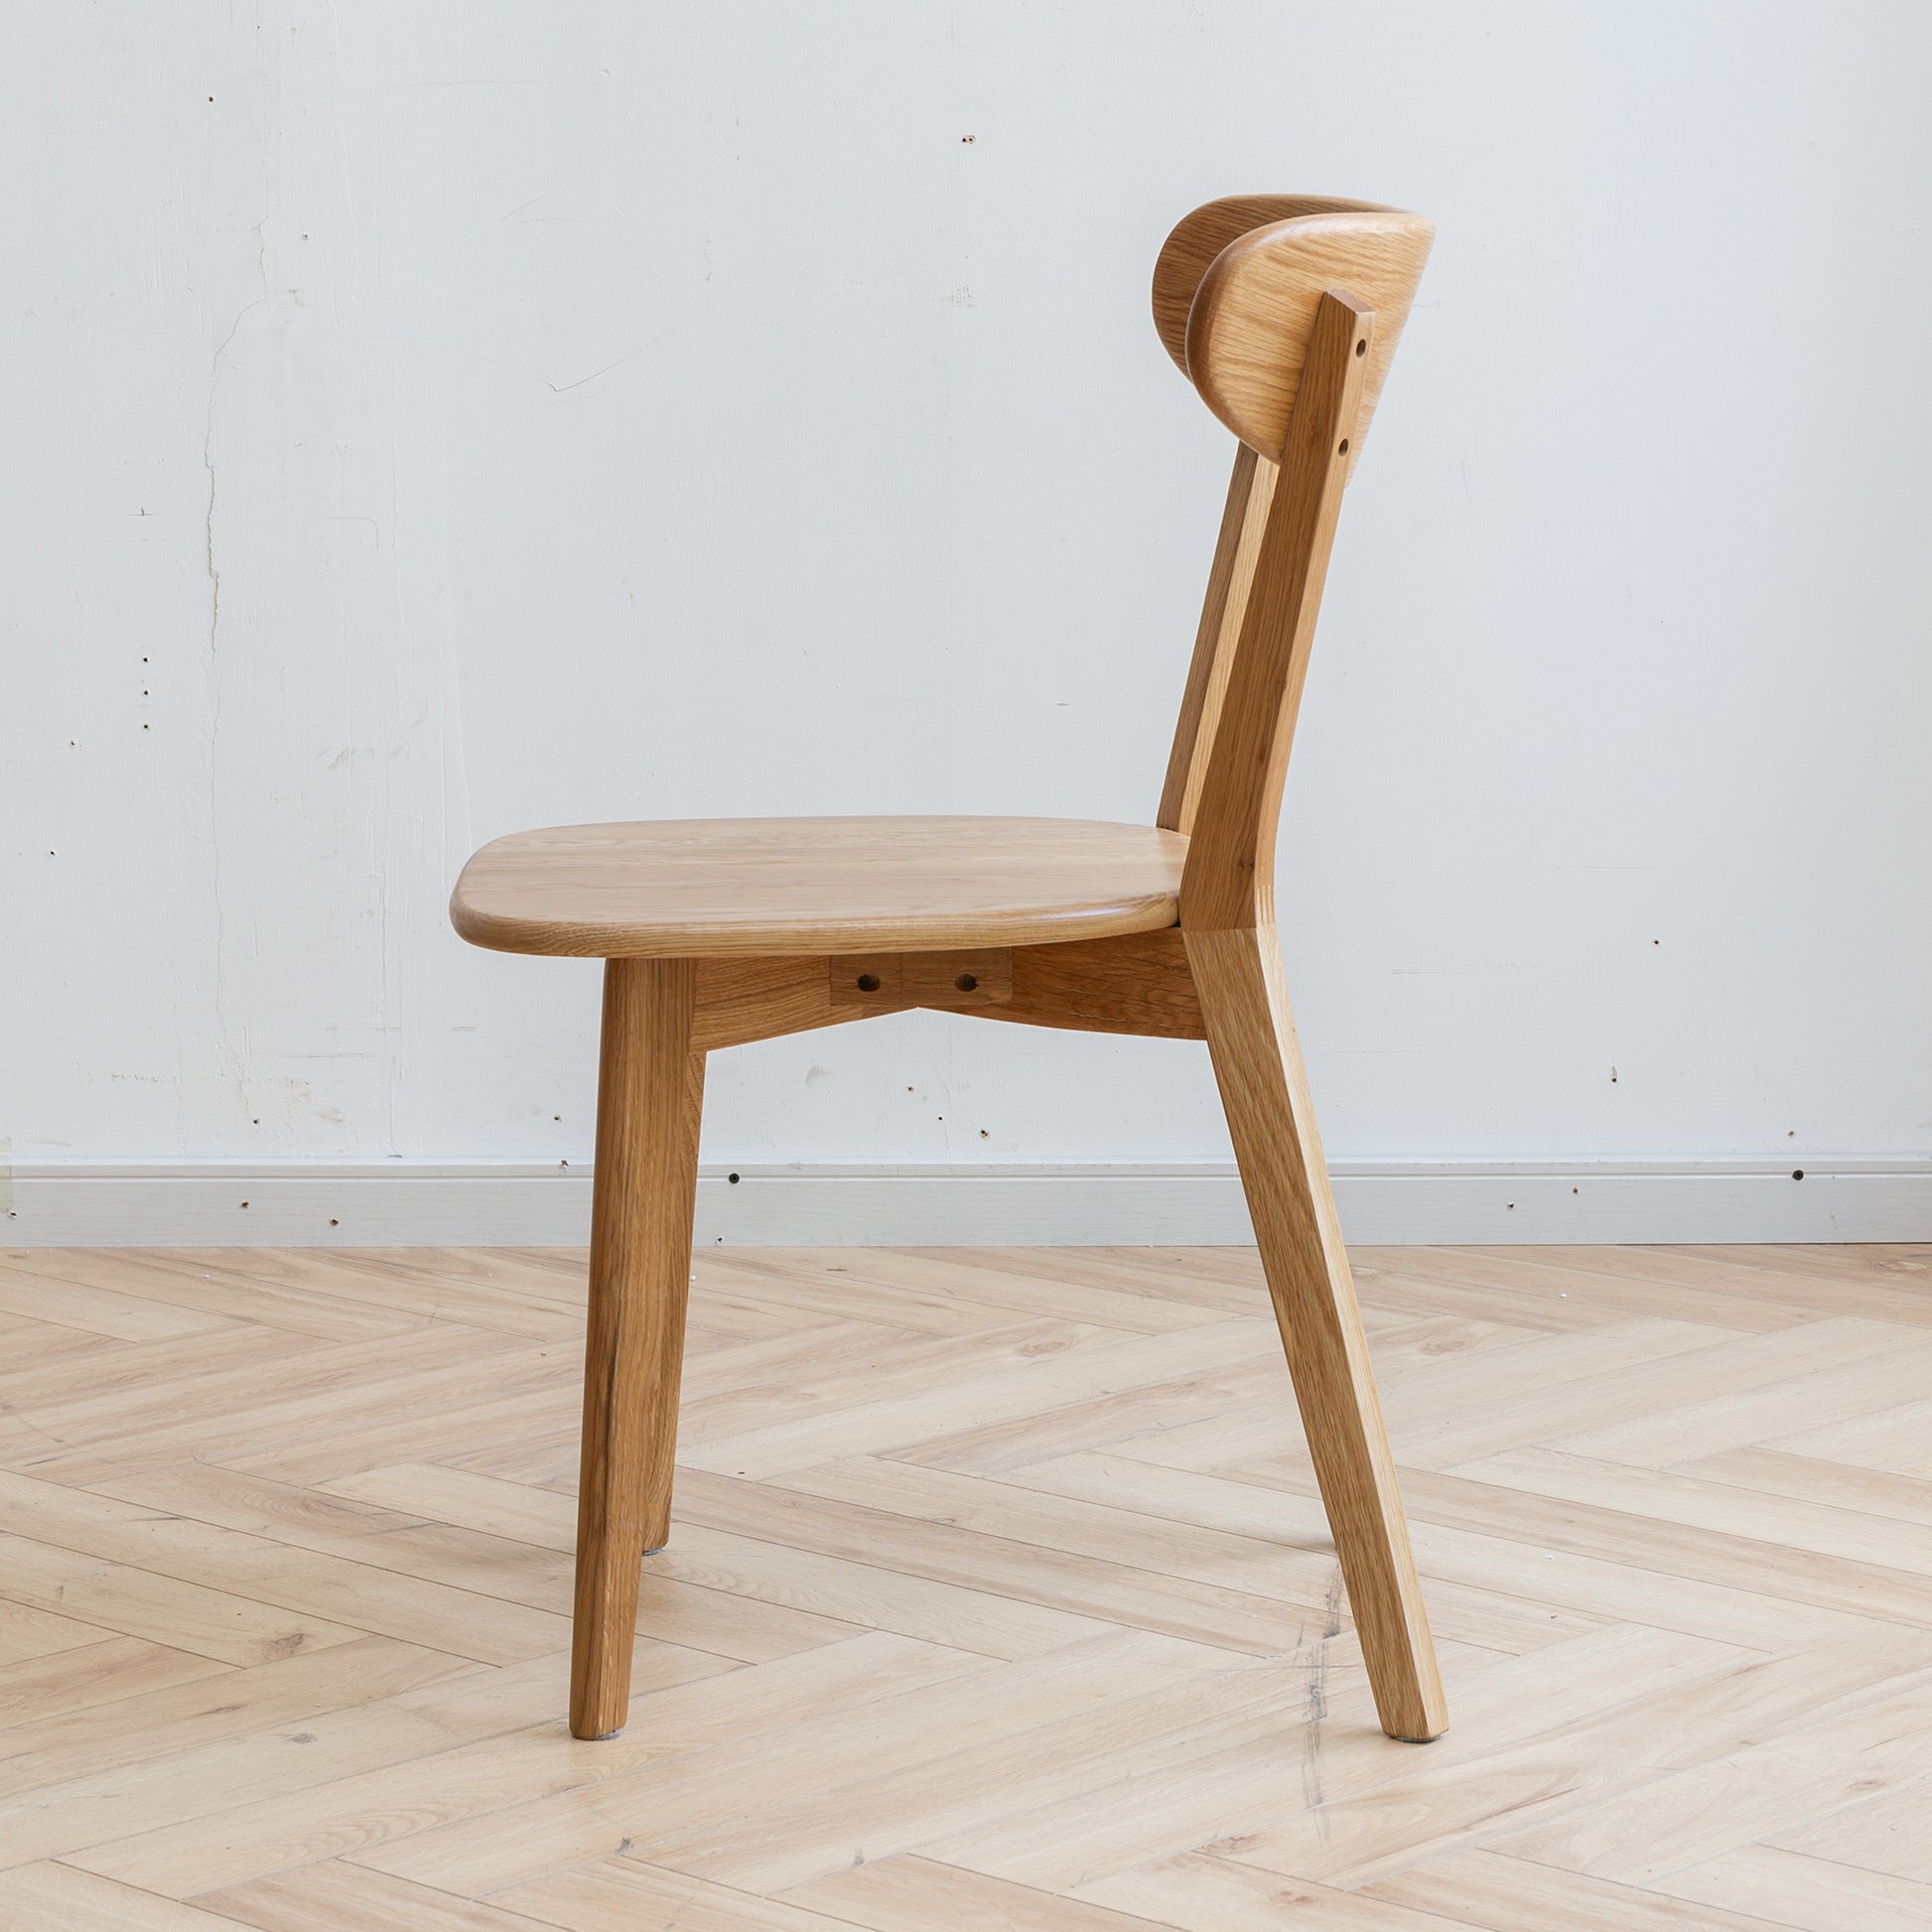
[1155,197,1435,927]
[1154,197,1433,469]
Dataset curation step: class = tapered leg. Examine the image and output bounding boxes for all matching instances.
[571,956,704,1740]
[1186,924,1448,1741]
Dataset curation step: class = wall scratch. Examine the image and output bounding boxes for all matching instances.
[205,187,266,1115]
[202,298,261,662]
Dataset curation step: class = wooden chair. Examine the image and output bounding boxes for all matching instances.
[451,195,1447,1745]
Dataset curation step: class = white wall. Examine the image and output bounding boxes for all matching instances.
[6,4,1931,1229]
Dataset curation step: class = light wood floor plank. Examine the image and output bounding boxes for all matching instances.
[323,1462,1115,1659]
[0,1242,1926,1929]
[1362,1847,1796,1928]
[982,1450,1603,1655]
[1766,1768,1932,1880]
[1551,1329,1932,1466]
[505,1857,884,1930]
[1392,1318,1913,1471]
[1450,1445,1932,1577]
[39,1636,739,1886]
[0,1264,237,1341]
[1486,1672,1932,1883]
[0,1863,246,1930]
[0,1594,119,1668]
[1651,1843,1932,1931]
[1364,1246,1812,1334]
[353,1629,1238,1896]
[0,1323,326,1420]
[636,1645,1371,1894]
[0,1249,428,1340]
[204,1859,562,1929]
[0,1638,227,1730]
[674,1465,1332,1657]
[678,1319,1277,1479]
[1678,1448,1932,1528]
[0,1531,367,1668]
[1769,1389,1932,1473]
[1343,1464,1932,1633]
[1073,1850,1478,1929]
[910,1630,1742,1892]
[0,1470,584,1666]
[0,1638,469,1802]
[787,1854,1204,1930]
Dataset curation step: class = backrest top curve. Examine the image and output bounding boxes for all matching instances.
[1153,195,1434,463]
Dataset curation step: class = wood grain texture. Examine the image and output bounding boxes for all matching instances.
[4,1241,1930,1924]
[989,928,1205,1040]
[571,960,704,1739]
[691,956,887,1052]
[692,936,1197,1049]
[1187,923,1447,1741]
[1158,444,1278,835]
[439,197,1451,1773]
[451,818,1185,960]
[1178,206,1433,467]
[1178,292,1372,930]
[829,949,1015,1011]
[1151,195,1398,374]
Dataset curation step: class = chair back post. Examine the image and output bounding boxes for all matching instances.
[1177,290,1373,929]
[1152,200,1433,929]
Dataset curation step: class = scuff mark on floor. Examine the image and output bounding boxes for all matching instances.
[1303,1564,1345,1830]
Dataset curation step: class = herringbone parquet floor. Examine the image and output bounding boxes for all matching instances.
[2,1242,1931,1929]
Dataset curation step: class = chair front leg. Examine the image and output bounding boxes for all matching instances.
[571,956,704,1740]
[1186,923,1447,1742]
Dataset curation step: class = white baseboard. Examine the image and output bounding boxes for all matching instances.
[4,1159,1929,1248]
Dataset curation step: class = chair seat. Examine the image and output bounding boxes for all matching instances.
[449,815,1188,958]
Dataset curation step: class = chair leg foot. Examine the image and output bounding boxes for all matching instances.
[569,960,704,1743]
[1187,924,1448,1743]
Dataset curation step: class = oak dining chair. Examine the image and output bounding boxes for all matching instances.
[451,196,1447,1746]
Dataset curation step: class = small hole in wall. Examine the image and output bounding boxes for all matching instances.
[1792,1170,1805,1181]
[329,1218,339,1226]
[239,1200,249,1209]
[728,1172,741,1184]
[1355,339,1367,356]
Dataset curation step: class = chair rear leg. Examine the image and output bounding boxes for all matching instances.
[571,957,704,1740]
[1186,924,1447,1742]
